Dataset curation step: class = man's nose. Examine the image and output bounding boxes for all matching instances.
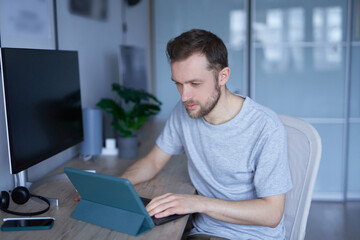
[181,85,192,102]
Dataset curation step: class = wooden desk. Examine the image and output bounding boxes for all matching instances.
[0,123,195,240]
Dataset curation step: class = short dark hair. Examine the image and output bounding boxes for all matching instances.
[166,29,228,75]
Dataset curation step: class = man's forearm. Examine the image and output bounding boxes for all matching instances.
[147,193,285,228]
[120,145,172,185]
[199,194,285,228]
[120,157,161,185]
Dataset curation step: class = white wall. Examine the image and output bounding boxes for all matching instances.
[57,0,151,107]
[0,0,151,190]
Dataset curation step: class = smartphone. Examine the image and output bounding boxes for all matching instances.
[1,217,55,231]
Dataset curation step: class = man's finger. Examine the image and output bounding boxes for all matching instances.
[74,194,82,201]
[146,193,174,211]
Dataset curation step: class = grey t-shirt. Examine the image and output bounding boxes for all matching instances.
[156,97,293,240]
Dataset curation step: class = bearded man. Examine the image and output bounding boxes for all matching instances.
[120,29,293,240]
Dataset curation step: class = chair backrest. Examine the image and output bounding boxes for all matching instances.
[279,115,322,240]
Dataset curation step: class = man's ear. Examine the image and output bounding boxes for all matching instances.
[218,67,230,86]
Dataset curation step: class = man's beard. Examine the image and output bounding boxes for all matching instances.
[183,84,221,119]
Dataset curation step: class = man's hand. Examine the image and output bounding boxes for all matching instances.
[146,193,204,218]
[74,193,82,201]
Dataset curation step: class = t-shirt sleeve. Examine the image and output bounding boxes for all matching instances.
[253,124,293,198]
[156,102,185,156]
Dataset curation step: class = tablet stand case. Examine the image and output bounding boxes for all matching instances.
[72,199,153,236]
[64,167,154,236]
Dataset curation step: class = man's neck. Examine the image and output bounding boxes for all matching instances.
[203,89,244,125]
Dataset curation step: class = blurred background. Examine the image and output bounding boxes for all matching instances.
[0,0,359,239]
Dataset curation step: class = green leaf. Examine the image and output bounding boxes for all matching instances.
[96,98,126,120]
[97,83,162,137]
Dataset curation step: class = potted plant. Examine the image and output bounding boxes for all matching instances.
[96,83,162,158]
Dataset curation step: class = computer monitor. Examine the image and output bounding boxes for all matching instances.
[0,48,83,174]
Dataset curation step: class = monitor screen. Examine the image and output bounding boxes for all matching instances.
[1,48,83,174]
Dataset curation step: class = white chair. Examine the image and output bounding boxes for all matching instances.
[279,115,322,240]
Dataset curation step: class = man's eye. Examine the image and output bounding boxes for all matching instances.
[191,83,200,86]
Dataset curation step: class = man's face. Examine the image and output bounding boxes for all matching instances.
[171,53,221,119]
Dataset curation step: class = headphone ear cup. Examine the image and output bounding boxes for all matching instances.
[1,191,10,209]
[11,186,31,205]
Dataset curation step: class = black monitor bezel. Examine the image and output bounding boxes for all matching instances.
[0,47,84,174]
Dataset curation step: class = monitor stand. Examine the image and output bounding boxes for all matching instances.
[14,170,60,206]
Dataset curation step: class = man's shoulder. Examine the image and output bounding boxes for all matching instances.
[170,100,195,122]
[169,100,184,115]
[166,100,194,130]
[245,97,284,131]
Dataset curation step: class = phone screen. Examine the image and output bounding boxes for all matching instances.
[1,218,54,231]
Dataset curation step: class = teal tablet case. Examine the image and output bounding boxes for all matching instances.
[64,167,154,236]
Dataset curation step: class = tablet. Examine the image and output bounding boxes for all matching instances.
[64,167,186,236]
